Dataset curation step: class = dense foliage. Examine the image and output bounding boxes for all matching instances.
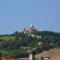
[0,31,60,57]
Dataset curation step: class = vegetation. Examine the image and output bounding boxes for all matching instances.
[0,31,60,57]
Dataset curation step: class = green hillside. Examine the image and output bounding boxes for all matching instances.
[0,31,60,57]
[0,36,15,41]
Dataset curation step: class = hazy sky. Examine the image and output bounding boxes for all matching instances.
[0,0,60,34]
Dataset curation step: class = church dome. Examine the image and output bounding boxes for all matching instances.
[29,24,34,28]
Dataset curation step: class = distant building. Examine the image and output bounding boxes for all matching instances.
[31,34,42,38]
[23,24,42,39]
[24,24,37,34]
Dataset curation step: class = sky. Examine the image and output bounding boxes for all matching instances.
[0,0,60,34]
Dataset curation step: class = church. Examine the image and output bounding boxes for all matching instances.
[23,24,41,39]
[24,24,37,34]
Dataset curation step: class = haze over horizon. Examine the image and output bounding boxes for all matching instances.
[0,0,60,34]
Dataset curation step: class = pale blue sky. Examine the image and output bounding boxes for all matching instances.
[0,0,60,34]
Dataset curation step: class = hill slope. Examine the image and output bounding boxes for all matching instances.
[35,48,60,60]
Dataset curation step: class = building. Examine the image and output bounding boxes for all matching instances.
[23,24,42,39]
[24,24,37,34]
